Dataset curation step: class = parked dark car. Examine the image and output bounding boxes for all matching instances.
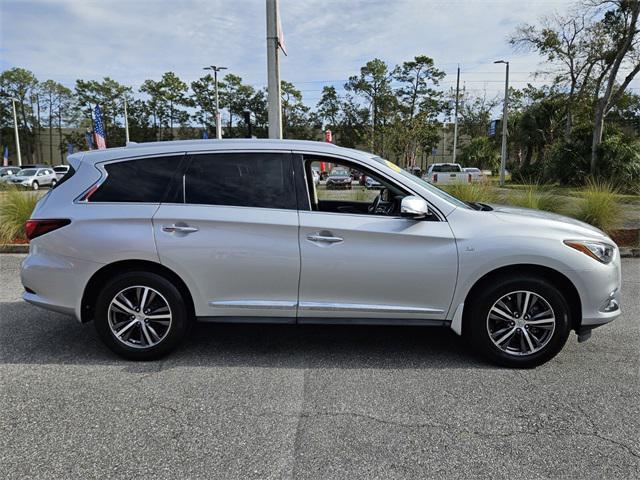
[325,169,353,189]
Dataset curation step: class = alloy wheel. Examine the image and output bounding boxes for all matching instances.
[107,285,172,349]
[486,290,556,356]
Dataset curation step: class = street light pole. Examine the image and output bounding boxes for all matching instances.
[11,98,22,166]
[123,96,130,144]
[266,0,283,139]
[204,65,227,139]
[494,60,509,186]
[452,65,460,164]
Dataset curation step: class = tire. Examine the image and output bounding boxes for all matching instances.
[94,271,190,360]
[464,275,571,368]
[32,181,39,191]
[50,179,57,188]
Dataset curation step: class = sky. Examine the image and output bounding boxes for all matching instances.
[1,0,636,107]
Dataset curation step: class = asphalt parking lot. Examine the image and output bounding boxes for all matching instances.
[1,253,638,479]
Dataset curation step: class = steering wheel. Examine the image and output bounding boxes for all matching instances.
[368,193,382,214]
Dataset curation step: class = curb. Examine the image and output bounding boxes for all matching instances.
[0,244,29,254]
[1,244,639,257]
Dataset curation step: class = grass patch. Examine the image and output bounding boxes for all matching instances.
[505,183,563,213]
[572,179,623,233]
[441,182,498,204]
[0,186,39,243]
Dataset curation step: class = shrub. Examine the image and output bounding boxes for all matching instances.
[0,187,39,243]
[441,182,498,204]
[506,183,563,213]
[599,134,640,194]
[572,179,622,233]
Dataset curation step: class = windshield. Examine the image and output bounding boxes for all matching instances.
[16,169,37,177]
[54,166,68,172]
[371,156,470,209]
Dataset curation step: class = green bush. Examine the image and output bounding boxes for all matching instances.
[0,187,39,243]
[506,183,563,213]
[441,182,498,204]
[572,179,623,233]
[599,134,640,194]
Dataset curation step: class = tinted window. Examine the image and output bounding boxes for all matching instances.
[90,156,182,203]
[183,153,295,209]
[431,164,462,173]
[54,166,68,172]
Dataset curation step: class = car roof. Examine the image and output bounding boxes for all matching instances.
[69,139,343,165]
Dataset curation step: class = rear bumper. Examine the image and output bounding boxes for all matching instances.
[21,247,103,322]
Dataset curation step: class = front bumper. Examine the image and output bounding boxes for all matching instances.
[567,251,622,328]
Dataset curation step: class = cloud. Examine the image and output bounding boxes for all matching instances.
[1,0,636,105]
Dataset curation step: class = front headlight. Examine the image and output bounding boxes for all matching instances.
[564,240,615,264]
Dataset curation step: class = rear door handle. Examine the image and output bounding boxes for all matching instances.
[306,234,343,244]
[162,225,199,234]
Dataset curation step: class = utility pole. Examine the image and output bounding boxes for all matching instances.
[266,0,282,139]
[204,65,227,139]
[11,98,22,166]
[123,96,130,144]
[452,65,460,164]
[494,60,509,186]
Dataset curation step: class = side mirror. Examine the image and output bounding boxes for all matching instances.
[401,196,430,219]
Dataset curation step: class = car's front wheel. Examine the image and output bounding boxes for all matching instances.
[464,275,572,368]
[31,181,39,191]
[94,271,190,360]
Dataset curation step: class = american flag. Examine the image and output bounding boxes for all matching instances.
[93,105,107,149]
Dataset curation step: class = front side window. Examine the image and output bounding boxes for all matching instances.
[89,155,182,203]
[305,157,410,217]
[182,153,295,210]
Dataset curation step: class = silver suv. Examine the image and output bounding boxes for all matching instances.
[5,167,57,190]
[21,140,622,367]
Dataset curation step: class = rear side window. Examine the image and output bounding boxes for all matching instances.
[89,156,182,203]
[432,164,462,173]
[181,153,295,210]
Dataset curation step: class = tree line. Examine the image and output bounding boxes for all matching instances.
[1,0,638,190]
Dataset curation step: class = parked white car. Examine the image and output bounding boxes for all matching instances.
[4,167,57,190]
[425,163,470,185]
[0,166,21,178]
[53,165,70,180]
[463,167,484,182]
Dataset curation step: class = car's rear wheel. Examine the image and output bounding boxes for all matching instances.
[32,181,39,191]
[464,275,571,368]
[94,271,190,360]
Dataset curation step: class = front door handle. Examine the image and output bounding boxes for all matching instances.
[162,225,199,234]
[306,233,343,244]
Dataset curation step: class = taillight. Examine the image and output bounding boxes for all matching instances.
[433,173,438,182]
[25,219,71,241]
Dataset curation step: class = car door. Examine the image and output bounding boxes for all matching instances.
[296,155,458,323]
[153,151,301,320]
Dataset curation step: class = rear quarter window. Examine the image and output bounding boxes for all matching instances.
[89,155,183,203]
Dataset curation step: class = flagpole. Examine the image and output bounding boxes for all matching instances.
[266,0,282,139]
[124,96,130,144]
[11,98,22,167]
